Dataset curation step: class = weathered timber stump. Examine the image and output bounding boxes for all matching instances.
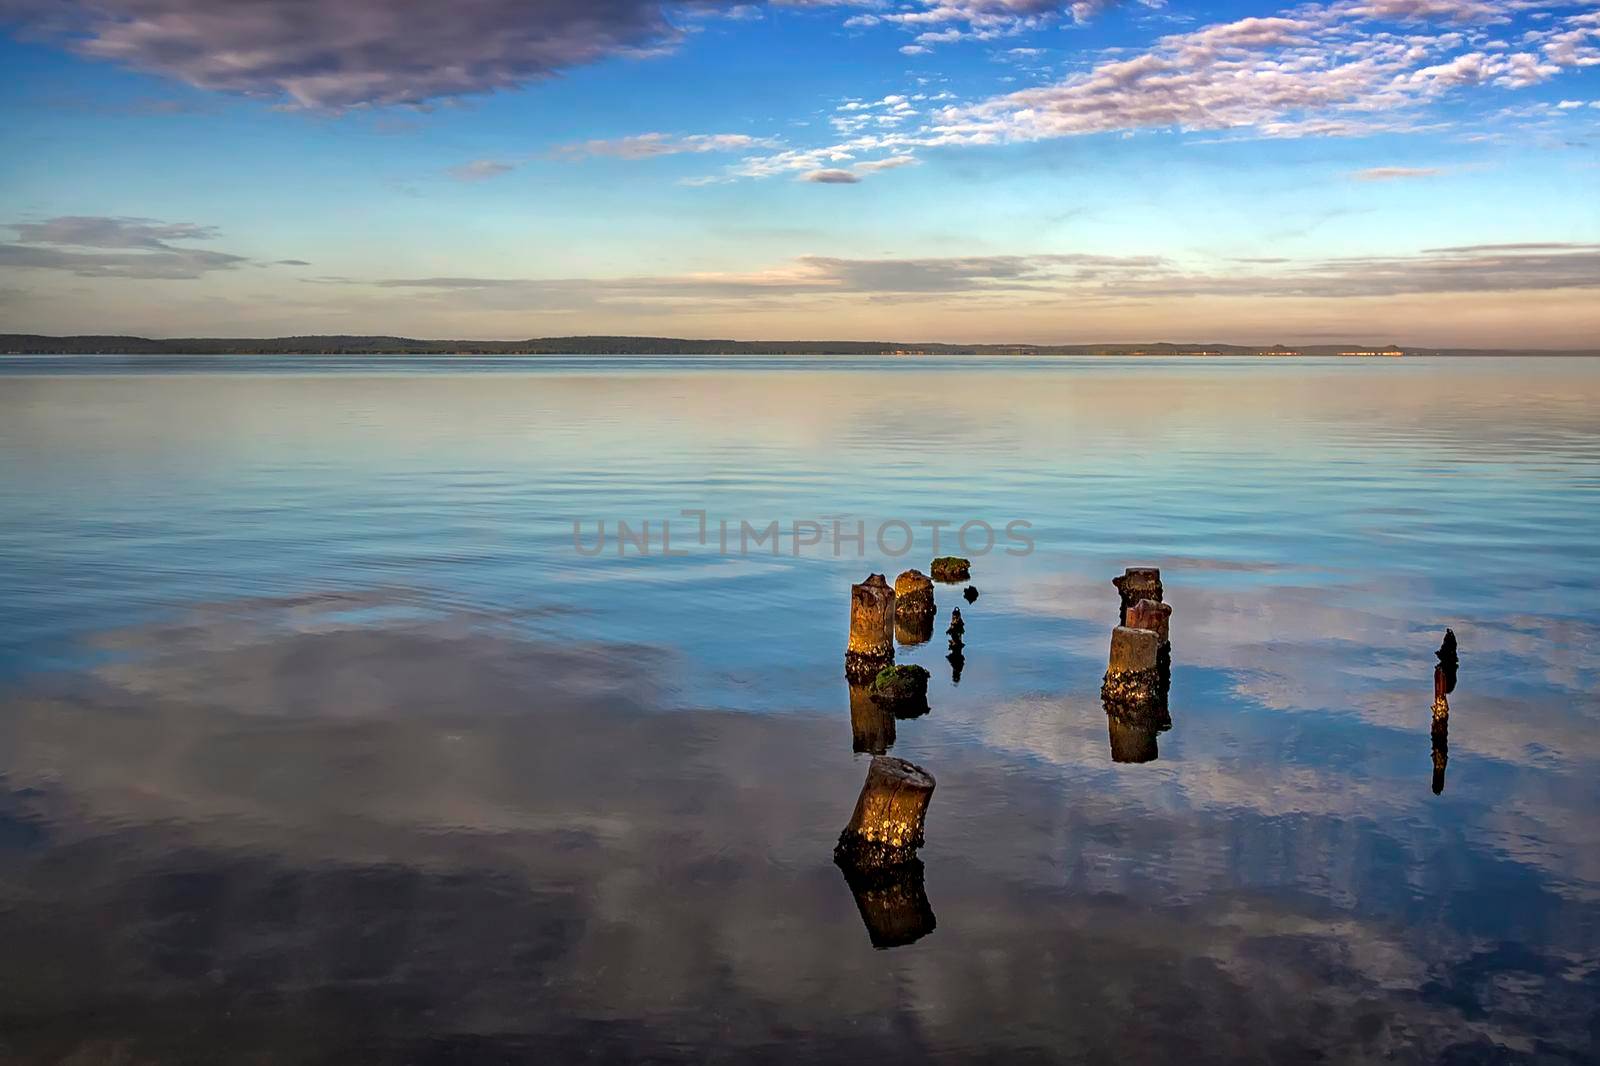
[947,608,965,638]
[1125,599,1171,645]
[836,857,936,949]
[930,556,971,583]
[835,755,936,869]
[846,573,896,681]
[1113,566,1163,625]
[894,569,936,617]
[1432,665,1450,722]
[893,570,936,646]
[849,682,896,755]
[1127,597,1173,697]
[1101,625,1162,715]
[1107,712,1161,764]
[871,664,930,719]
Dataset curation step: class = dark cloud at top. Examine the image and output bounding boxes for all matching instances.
[0,215,261,279]
[801,168,862,184]
[11,215,220,249]
[1,0,745,110]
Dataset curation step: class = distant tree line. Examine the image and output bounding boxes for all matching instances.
[3,334,1579,357]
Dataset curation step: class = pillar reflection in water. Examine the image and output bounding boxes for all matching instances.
[1431,628,1459,795]
[848,682,896,755]
[836,858,936,949]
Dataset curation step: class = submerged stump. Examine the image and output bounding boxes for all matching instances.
[846,573,896,681]
[1101,625,1162,717]
[1113,566,1163,625]
[871,664,931,719]
[930,556,971,583]
[835,756,936,869]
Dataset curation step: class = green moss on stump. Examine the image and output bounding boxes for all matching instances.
[930,556,971,582]
[871,664,931,717]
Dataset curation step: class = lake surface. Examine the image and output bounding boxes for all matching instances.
[1,354,1597,1064]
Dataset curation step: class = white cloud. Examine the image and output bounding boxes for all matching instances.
[448,159,517,181]
[1350,165,1443,180]
[558,133,777,159]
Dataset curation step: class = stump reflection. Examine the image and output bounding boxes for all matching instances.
[1430,628,1459,795]
[835,857,937,949]
[895,613,935,647]
[1431,716,1449,795]
[849,682,896,755]
[1107,711,1163,763]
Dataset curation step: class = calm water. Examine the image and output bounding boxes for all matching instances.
[1,355,1598,1064]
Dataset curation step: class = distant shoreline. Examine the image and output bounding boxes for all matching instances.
[2,335,1596,358]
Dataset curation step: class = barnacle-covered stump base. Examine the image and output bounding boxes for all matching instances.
[1100,625,1163,717]
[846,651,894,684]
[1101,669,1163,717]
[836,857,936,949]
[834,756,936,869]
[1113,567,1164,625]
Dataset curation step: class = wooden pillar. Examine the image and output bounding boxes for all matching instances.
[930,556,971,582]
[894,568,935,618]
[1125,599,1171,645]
[1127,597,1173,697]
[845,573,896,681]
[835,755,936,868]
[1112,566,1163,625]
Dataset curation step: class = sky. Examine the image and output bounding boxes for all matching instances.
[0,0,1597,346]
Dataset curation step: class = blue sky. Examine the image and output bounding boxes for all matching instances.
[1,0,1597,345]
